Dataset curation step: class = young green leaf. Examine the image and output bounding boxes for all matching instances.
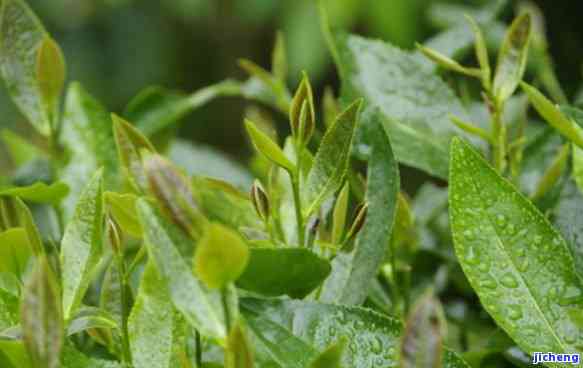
[36,36,65,125]
[21,256,63,368]
[416,43,482,78]
[320,117,399,306]
[309,340,345,368]
[136,198,226,341]
[250,180,269,222]
[112,114,155,193]
[531,143,570,199]
[465,15,491,90]
[322,87,339,129]
[10,197,43,255]
[129,262,177,368]
[0,227,32,277]
[449,137,583,356]
[225,321,255,368]
[0,130,42,166]
[194,222,249,290]
[0,0,51,135]
[521,82,583,148]
[302,100,361,216]
[331,182,349,244]
[60,82,119,220]
[236,247,330,298]
[401,291,445,368]
[289,73,315,146]
[0,181,69,205]
[66,306,119,336]
[60,170,104,321]
[271,31,287,83]
[245,119,295,173]
[104,191,141,238]
[493,14,531,102]
[0,285,19,331]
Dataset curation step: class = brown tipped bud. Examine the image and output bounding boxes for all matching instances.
[106,215,122,255]
[142,152,206,238]
[250,180,270,221]
[289,73,315,146]
[347,203,368,240]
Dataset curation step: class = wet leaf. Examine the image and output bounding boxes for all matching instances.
[308,339,346,368]
[60,170,104,320]
[0,181,69,205]
[0,0,51,135]
[194,222,249,290]
[302,100,361,216]
[236,247,330,298]
[245,119,295,173]
[136,198,226,341]
[21,256,63,368]
[493,14,531,102]
[449,137,583,357]
[320,117,399,305]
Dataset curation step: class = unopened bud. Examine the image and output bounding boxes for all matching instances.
[289,73,315,146]
[250,180,270,221]
[106,215,123,255]
[346,203,368,240]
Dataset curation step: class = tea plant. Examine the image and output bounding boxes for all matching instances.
[0,0,582,367]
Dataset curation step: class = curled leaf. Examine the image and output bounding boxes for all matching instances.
[245,119,295,173]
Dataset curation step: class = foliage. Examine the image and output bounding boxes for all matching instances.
[0,1,581,367]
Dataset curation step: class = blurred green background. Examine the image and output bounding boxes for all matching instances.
[1,0,583,182]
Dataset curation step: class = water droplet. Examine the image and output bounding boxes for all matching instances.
[496,214,507,227]
[463,229,475,240]
[477,262,489,272]
[370,336,383,354]
[480,278,497,290]
[500,273,518,288]
[533,235,543,244]
[464,246,479,265]
[508,305,522,320]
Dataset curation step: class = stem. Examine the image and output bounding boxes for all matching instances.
[221,288,231,333]
[195,330,202,368]
[116,256,132,365]
[490,98,506,173]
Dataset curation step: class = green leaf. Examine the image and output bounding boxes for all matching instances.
[465,15,490,89]
[416,43,482,78]
[60,82,119,220]
[236,247,331,298]
[449,137,583,356]
[289,73,315,146]
[0,228,31,277]
[241,299,401,368]
[0,130,42,166]
[35,36,65,125]
[554,180,583,281]
[0,0,51,135]
[303,100,361,216]
[325,29,471,178]
[129,261,177,368]
[0,287,19,331]
[104,191,141,238]
[60,170,104,321]
[271,31,287,83]
[0,181,69,205]
[67,306,119,336]
[61,343,121,368]
[225,321,255,368]
[320,117,399,305]
[194,222,249,290]
[112,114,155,193]
[493,14,531,102]
[21,256,63,368]
[136,198,226,341]
[309,339,346,368]
[331,182,349,244]
[521,83,583,148]
[1,197,44,256]
[245,119,295,173]
[0,340,32,368]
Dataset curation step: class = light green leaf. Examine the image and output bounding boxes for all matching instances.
[554,180,583,281]
[236,247,330,298]
[67,306,119,336]
[302,100,361,216]
[21,256,63,368]
[0,340,32,368]
[325,28,471,178]
[0,227,31,277]
[493,14,531,102]
[36,36,65,125]
[521,83,583,148]
[0,0,50,135]
[60,170,104,321]
[225,321,255,368]
[245,119,295,173]
[241,299,401,368]
[320,117,399,305]
[449,137,583,357]
[60,82,118,221]
[0,181,69,205]
[331,182,349,244]
[104,191,141,238]
[271,31,287,83]
[136,198,226,341]
[0,287,19,331]
[112,114,155,193]
[194,222,249,290]
[309,339,346,368]
[465,15,491,89]
[0,130,42,166]
[416,43,482,78]
[8,197,43,255]
[129,261,177,368]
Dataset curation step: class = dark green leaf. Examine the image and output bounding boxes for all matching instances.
[21,256,63,368]
[136,198,226,341]
[0,181,69,205]
[60,82,119,220]
[449,137,583,356]
[302,100,361,216]
[236,247,331,298]
[60,170,104,320]
[320,117,399,305]
[0,0,51,135]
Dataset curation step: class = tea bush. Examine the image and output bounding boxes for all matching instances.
[0,0,582,367]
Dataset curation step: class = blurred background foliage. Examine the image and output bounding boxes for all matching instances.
[1,0,583,193]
